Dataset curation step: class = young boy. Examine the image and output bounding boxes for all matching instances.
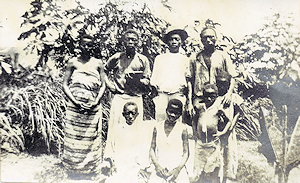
[104,102,152,183]
[149,99,189,182]
[193,83,232,183]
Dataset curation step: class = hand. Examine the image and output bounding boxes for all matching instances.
[213,131,224,139]
[89,101,100,110]
[186,103,195,117]
[125,73,133,79]
[166,167,180,181]
[71,100,82,108]
[221,92,232,107]
[140,78,149,85]
[155,165,168,178]
[138,168,151,180]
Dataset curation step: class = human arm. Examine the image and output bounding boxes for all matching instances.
[139,55,151,85]
[229,112,240,131]
[222,53,238,105]
[214,110,231,138]
[149,127,168,178]
[222,78,236,105]
[88,63,106,109]
[166,128,189,181]
[186,80,195,116]
[214,120,231,138]
[62,60,81,108]
[186,56,196,116]
[104,54,124,93]
[149,56,160,90]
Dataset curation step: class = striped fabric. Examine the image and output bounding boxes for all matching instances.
[62,103,102,174]
[62,67,103,174]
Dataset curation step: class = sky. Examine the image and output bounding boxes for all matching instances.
[0,0,299,48]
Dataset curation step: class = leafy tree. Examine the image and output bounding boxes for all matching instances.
[18,0,169,69]
[231,13,300,134]
[231,13,300,85]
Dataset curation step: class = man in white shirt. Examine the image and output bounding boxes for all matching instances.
[150,29,194,122]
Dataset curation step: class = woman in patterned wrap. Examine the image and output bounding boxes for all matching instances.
[62,34,106,176]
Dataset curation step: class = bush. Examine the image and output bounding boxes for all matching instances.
[1,73,66,154]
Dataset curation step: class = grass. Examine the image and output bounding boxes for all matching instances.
[2,79,66,154]
[237,140,277,183]
[0,113,25,154]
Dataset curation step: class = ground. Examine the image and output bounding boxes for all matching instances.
[1,141,300,183]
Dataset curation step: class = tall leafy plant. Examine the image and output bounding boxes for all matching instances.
[231,13,300,133]
[18,0,169,69]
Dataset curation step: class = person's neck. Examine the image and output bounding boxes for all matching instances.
[79,53,90,62]
[165,119,176,127]
[169,48,179,53]
[203,46,215,56]
[125,48,136,58]
[164,119,176,137]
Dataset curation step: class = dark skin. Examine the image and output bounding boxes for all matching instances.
[193,88,231,183]
[107,104,139,174]
[62,37,106,110]
[104,32,149,93]
[122,104,139,125]
[150,108,189,181]
[166,34,194,116]
[200,28,236,106]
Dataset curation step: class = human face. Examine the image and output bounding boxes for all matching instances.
[124,33,138,49]
[216,79,230,96]
[204,91,217,108]
[201,29,217,49]
[168,34,182,52]
[80,37,93,53]
[166,108,182,123]
[123,105,138,125]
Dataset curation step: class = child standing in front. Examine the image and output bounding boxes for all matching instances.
[149,99,189,183]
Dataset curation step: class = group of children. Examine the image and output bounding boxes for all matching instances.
[103,72,240,183]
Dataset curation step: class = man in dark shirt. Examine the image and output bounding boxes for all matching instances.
[104,29,151,129]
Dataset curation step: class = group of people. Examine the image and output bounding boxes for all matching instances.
[61,26,241,183]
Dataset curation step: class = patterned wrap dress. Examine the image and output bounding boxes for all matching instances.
[62,60,103,174]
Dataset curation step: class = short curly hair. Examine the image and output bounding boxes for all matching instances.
[122,29,139,40]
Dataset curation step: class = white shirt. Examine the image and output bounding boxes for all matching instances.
[150,52,191,93]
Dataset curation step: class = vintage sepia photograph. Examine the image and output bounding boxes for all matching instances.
[1,0,300,182]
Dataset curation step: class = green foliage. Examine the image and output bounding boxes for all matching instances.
[18,0,169,68]
[236,98,276,140]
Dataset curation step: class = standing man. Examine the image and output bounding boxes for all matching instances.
[105,29,151,128]
[190,27,238,140]
[150,29,194,122]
